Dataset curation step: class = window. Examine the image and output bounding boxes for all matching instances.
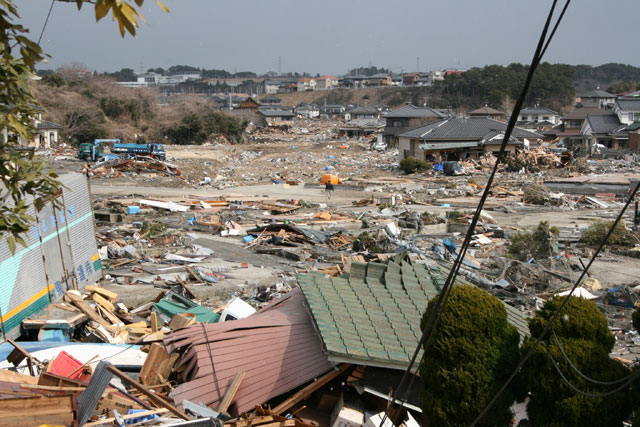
[520,116,527,121]
[543,116,549,120]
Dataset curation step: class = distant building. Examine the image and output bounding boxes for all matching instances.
[402,72,422,86]
[468,106,507,121]
[263,80,281,94]
[614,96,640,125]
[338,118,385,138]
[578,88,616,109]
[297,78,316,92]
[1,109,61,150]
[397,117,542,161]
[581,113,627,149]
[260,95,282,106]
[295,103,320,119]
[383,104,448,148]
[236,97,260,111]
[518,106,560,128]
[258,109,296,124]
[315,76,339,90]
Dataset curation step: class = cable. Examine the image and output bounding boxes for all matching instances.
[551,329,635,386]
[380,2,567,426]
[38,0,56,45]
[471,180,640,426]
[549,352,640,398]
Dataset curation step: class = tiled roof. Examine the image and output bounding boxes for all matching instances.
[560,107,608,120]
[398,117,541,140]
[469,106,506,116]
[259,109,296,117]
[580,89,615,98]
[298,256,530,370]
[586,114,622,134]
[520,107,558,115]
[164,288,332,415]
[37,120,62,130]
[616,98,640,112]
[385,104,448,119]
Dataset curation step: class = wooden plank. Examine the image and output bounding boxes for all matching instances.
[227,415,274,427]
[0,368,38,385]
[150,312,159,333]
[70,297,115,331]
[217,371,246,413]
[92,293,116,313]
[84,408,169,426]
[106,365,189,420]
[0,395,76,427]
[85,285,119,301]
[271,364,350,415]
[139,343,168,386]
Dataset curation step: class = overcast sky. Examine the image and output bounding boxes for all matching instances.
[13,0,640,75]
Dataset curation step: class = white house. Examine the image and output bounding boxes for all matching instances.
[1,111,61,149]
[315,76,338,90]
[297,78,316,91]
[613,97,640,125]
[518,106,560,125]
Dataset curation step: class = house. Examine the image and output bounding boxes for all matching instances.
[367,73,392,86]
[1,108,62,149]
[383,104,448,148]
[468,106,507,121]
[518,106,560,129]
[262,80,281,94]
[553,107,609,154]
[315,75,339,90]
[258,109,297,124]
[402,73,422,86]
[320,104,347,119]
[295,103,320,119]
[580,114,628,150]
[578,88,616,109]
[397,116,542,161]
[260,95,282,106]
[235,97,260,111]
[340,74,369,88]
[628,122,640,149]
[349,105,383,120]
[391,73,403,86]
[297,78,316,91]
[416,71,445,87]
[613,96,640,125]
[338,118,385,138]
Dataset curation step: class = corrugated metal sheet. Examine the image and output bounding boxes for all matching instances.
[0,173,101,337]
[164,288,333,415]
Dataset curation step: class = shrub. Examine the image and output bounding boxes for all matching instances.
[580,220,631,247]
[419,285,522,426]
[400,157,432,174]
[509,221,559,261]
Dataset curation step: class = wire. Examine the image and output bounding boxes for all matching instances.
[38,0,56,45]
[552,328,633,386]
[471,180,640,426]
[379,2,567,426]
[549,352,640,398]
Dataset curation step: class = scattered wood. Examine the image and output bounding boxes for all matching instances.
[217,371,246,414]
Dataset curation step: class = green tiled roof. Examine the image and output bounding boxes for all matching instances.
[299,258,530,369]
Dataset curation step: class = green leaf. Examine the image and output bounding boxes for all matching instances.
[7,234,15,255]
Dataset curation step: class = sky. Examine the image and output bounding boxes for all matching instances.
[13,0,640,75]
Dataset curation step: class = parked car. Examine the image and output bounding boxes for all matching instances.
[443,161,465,176]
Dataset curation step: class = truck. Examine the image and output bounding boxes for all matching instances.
[77,138,120,161]
[111,143,166,160]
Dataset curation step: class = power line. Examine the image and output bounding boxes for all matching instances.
[549,351,640,398]
[552,328,635,386]
[379,2,568,425]
[471,179,639,426]
[38,0,56,45]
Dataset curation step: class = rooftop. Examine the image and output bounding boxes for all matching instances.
[580,89,615,98]
[469,106,506,116]
[258,109,296,117]
[385,104,448,119]
[586,114,622,134]
[616,98,640,112]
[398,117,542,140]
[299,255,530,370]
[521,106,558,115]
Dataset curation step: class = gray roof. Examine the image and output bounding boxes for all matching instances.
[616,98,640,112]
[350,106,381,114]
[261,95,282,102]
[521,107,558,115]
[586,114,622,134]
[37,120,62,130]
[385,104,448,119]
[469,106,506,116]
[398,117,542,140]
[340,118,385,129]
[580,89,615,98]
[259,109,296,117]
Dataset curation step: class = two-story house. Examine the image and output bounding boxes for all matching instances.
[383,104,448,148]
[1,108,62,149]
[578,88,616,109]
[315,76,339,90]
[613,96,640,125]
[295,103,320,119]
[581,113,627,150]
[518,106,560,126]
[297,78,316,92]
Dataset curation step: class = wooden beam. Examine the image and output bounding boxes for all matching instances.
[217,371,245,414]
[106,365,189,420]
[150,312,159,333]
[271,364,351,415]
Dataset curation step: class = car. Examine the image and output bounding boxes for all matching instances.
[443,161,465,176]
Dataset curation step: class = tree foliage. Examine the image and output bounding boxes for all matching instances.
[438,62,575,111]
[0,0,167,251]
[580,220,632,247]
[419,285,522,427]
[162,105,248,144]
[521,296,634,427]
[509,221,559,261]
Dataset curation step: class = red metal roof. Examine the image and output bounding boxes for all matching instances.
[164,288,333,415]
